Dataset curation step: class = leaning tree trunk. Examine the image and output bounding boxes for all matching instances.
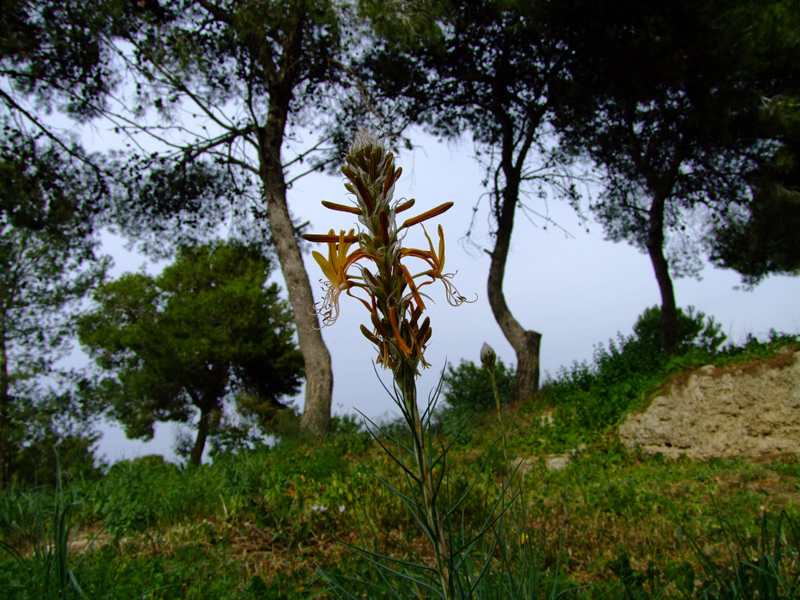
[646,192,679,352]
[487,180,542,403]
[256,102,333,437]
[190,404,212,466]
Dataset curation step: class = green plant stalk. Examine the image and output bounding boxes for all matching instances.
[0,455,89,600]
[395,359,453,599]
[482,345,541,598]
[488,366,512,474]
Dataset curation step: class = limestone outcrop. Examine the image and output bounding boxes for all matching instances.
[619,348,800,460]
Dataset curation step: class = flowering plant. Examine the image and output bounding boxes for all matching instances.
[304,130,469,373]
[304,131,484,598]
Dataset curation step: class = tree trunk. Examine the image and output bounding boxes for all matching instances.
[487,180,542,403]
[646,193,679,352]
[256,103,333,437]
[190,405,211,466]
[0,318,10,483]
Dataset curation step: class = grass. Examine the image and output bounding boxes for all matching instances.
[1,332,798,598]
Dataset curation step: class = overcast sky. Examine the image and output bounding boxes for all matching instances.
[95,129,800,463]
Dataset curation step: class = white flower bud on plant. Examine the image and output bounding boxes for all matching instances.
[480,342,496,370]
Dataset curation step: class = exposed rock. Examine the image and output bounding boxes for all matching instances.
[544,454,572,471]
[619,348,800,460]
[517,444,586,473]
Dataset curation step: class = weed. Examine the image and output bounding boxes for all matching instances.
[96,455,214,540]
[0,458,95,599]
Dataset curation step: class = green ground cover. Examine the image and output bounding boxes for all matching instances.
[2,318,798,599]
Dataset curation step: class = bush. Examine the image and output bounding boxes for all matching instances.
[441,358,516,413]
[215,436,363,533]
[433,358,516,440]
[546,306,729,435]
[633,304,726,354]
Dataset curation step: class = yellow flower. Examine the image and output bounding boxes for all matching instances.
[412,224,448,276]
[403,225,471,307]
[307,229,368,325]
[311,229,357,286]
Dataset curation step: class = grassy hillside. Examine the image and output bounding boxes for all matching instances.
[2,325,799,599]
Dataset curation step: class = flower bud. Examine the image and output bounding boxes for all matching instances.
[480,342,496,370]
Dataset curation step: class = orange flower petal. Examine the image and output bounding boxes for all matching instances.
[399,201,453,229]
[321,200,362,215]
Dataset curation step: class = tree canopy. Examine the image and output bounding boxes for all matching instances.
[548,0,800,350]
[2,0,799,466]
[0,0,114,118]
[78,240,303,465]
[710,95,800,284]
[360,0,800,383]
[0,135,108,484]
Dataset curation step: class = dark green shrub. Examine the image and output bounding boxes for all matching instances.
[633,304,727,354]
[547,305,729,435]
[216,437,357,531]
[439,306,723,438]
[441,358,516,412]
[9,433,106,488]
[97,456,177,537]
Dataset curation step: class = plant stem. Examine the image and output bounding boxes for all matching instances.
[396,360,453,599]
[488,367,512,480]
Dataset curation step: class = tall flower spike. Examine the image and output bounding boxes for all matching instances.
[303,129,472,368]
[302,131,473,599]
